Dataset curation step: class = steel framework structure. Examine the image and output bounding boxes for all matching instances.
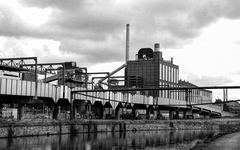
[0,57,38,100]
[71,85,240,107]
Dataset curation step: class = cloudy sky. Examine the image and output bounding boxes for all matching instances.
[1,0,240,99]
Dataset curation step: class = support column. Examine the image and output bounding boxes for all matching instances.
[175,111,179,119]
[0,103,3,118]
[85,102,92,119]
[190,109,194,119]
[100,106,104,119]
[157,109,161,120]
[86,102,92,112]
[115,106,121,120]
[154,109,158,119]
[146,107,151,120]
[209,112,212,119]
[70,92,75,120]
[17,103,25,120]
[73,104,78,119]
[132,107,136,119]
[183,111,187,119]
[52,104,59,119]
[70,103,74,120]
[72,102,76,119]
[169,110,174,120]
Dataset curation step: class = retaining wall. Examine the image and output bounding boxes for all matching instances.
[0,119,240,138]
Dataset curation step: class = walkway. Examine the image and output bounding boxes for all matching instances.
[205,132,240,150]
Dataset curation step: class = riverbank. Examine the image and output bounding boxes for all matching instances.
[1,118,240,138]
[192,131,240,150]
[190,119,240,150]
[204,131,240,150]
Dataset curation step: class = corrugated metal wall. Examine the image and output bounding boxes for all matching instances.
[0,78,221,113]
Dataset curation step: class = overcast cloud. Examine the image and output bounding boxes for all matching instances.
[1,0,240,92]
[1,0,240,62]
[186,74,233,86]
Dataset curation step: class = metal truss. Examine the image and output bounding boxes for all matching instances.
[72,85,240,106]
[21,62,65,75]
[0,57,38,100]
[0,57,37,72]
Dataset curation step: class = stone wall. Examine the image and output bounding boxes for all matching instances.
[0,120,126,138]
[0,119,240,138]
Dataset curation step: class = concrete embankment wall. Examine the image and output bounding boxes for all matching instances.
[0,119,240,138]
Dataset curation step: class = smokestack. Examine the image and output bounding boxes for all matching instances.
[154,43,160,51]
[126,24,130,63]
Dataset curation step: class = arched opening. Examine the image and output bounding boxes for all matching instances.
[55,98,70,120]
[115,103,124,120]
[73,100,92,119]
[92,101,103,119]
[27,97,55,120]
[0,95,56,120]
[104,102,114,119]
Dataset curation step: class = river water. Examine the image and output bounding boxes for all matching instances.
[0,129,216,150]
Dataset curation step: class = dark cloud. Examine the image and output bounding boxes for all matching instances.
[0,6,27,36]
[131,0,240,47]
[1,0,240,64]
[21,0,86,10]
[58,38,125,63]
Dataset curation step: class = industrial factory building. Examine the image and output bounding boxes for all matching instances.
[125,43,212,104]
[0,24,221,120]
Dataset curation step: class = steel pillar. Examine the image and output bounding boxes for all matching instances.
[169,110,174,120]
[183,111,187,119]
[115,106,122,120]
[100,106,104,119]
[17,103,25,120]
[70,92,75,120]
[175,111,180,119]
[132,107,136,119]
[146,107,151,120]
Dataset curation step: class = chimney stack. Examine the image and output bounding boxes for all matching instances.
[171,57,173,64]
[154,43,160,51]
[126,24,130,63]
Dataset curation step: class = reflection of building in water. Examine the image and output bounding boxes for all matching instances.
[0,129,217,149]
[125,43,212,103]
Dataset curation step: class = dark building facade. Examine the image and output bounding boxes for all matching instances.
[125,44,212,103]
[126,47,179,98]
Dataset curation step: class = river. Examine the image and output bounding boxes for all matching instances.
[0,129,217,150]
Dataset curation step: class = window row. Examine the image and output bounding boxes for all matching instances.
[159,64,179,83]
[159,83,179,99]
[158,86,212,103]
[178,89,212,103]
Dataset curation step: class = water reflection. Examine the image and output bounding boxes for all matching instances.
[0,129,216,150]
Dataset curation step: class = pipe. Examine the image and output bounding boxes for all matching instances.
[98,64,126,83]
[34,58,38,100]
[126,24,130,63]
[72,85,240,93]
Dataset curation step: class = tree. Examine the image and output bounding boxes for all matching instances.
[215,99,223,104]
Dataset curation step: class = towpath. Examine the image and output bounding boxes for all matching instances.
[205,132,240,150]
